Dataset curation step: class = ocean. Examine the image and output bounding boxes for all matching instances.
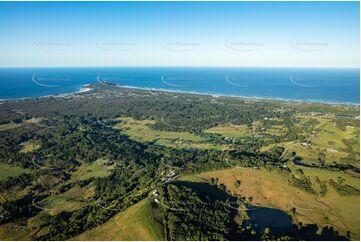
[0,67,359,104]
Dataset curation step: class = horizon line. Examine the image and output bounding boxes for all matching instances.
[0,65,359,69]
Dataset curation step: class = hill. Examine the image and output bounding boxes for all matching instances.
[72,197,164,241]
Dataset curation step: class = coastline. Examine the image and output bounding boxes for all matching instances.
[0,84,94,103]
[0,83,359,107]
[119,84,360,107]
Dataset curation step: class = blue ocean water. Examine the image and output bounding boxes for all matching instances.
[0,67,359,104]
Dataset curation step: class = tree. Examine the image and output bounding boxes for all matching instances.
[290,207,296,217]
[262,227,271,239]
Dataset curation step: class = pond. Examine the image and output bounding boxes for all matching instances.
[170,180,231,201]
[247,205,293,233]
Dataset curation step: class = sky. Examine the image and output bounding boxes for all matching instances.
[0,1,359,68]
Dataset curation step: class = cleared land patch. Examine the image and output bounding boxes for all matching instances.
[204,123,250,139]
[0,163,29,182]
[20,141,40,153]
[69,158,115,183]
[37,185,95,215]
[0,117,41,132]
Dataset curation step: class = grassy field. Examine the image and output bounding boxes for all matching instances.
[0,122,22,131]
[0,117,41,132]
[204,123,250,139]
[262,141,351,166]
[288,162,359,190]
[68,158,114,183]
[264,124,288,136]
[312,117,359,151]
[114,117,228,150]
[73,197,164,241]
[205,122,288,138]
[0,163,29,182]
[261,114,359,166]
[37,185,95,216]
[30,158,114,215]
[180,167,360,239]
[0,223,32,240]
[19,141,40,153]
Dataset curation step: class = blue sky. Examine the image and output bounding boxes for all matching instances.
[0,1,359,68]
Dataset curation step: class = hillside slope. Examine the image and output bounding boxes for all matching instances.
[72,198,164,241]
